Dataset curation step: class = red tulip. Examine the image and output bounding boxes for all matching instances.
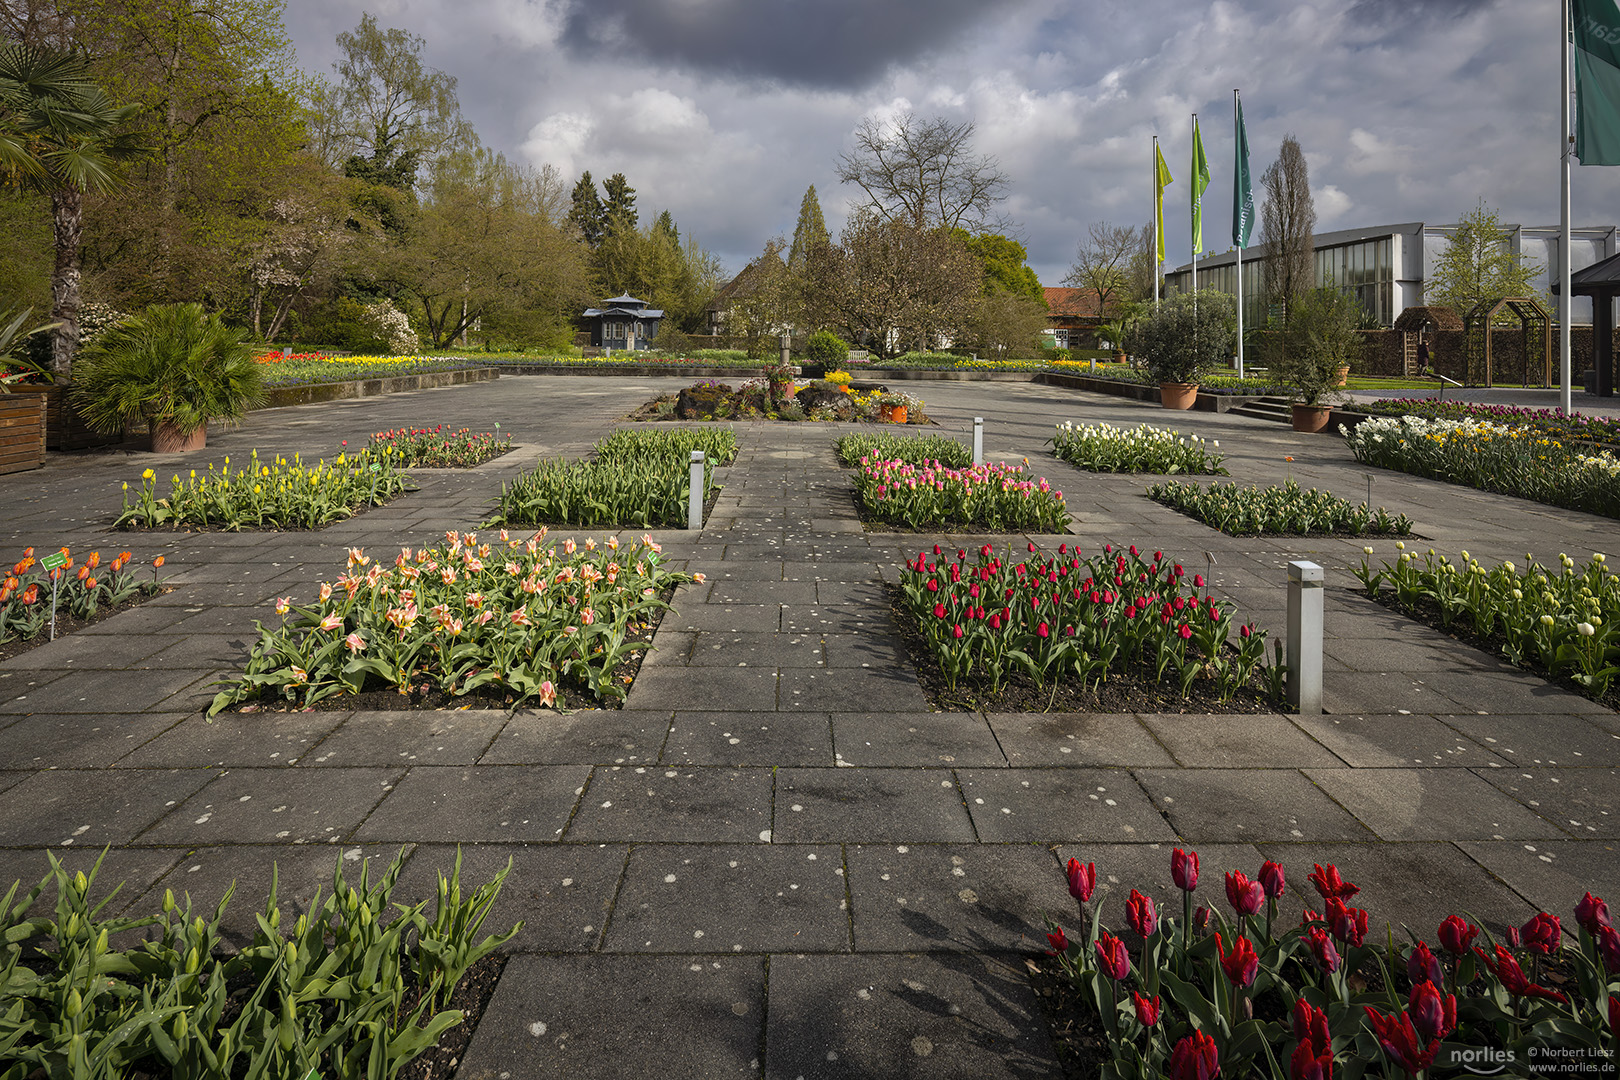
[1598,925,1620,974]
[1225,870,1265,917]
[1171,847,1200,892]
[1045,927,1069,955]
[1126,889,1157,938]
[1216,932,1259,988]
[1437,915,1479,956]
[1519,912,1561,956]
[1324,898,1368,947]
[1406,941,1441,985]
[1095,933,1131,981]
[1308,863,1359,901]
[1306,927,1340,973]
[1065,858,1095,903]
[1195,905,1213,934]
[1610,995,1619,1035]
[1167,1030,1219,1080]
[1363,1007,1440,1075]
[1406,980,1457,1042]
[1289,1037,1333,1080]
[1258,860,1286,899]
[1576,892,1612,935]
[1478,944,1569,1003]
[1292,998,1330,1049]
[1132,991,1160,1027]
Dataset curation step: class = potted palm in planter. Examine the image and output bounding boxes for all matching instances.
[1124,292,1236,410]
[1270,287,1364,433]
[71,303,265,451]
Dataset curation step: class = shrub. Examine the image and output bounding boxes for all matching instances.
[835,431,971,468]
[1123,291,1236,384]
[900,542,1274,697]
[856,459,1071,532]
[803,330,849,367]
[1356,545,1620,699]
[1042,850,1620,1080]
[116,448,410,530]
[209,530,691,713]
[0,546,165,645]
[1147,479,1413,536]
[1050,422,1227,474]
[359,298,420,355]
[1345,414,1620,518]
[1,847,520,1079]
[1265,286,1364,405]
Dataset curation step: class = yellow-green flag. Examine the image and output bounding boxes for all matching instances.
[1154,142,1173,264]
[1191,118,1211,254]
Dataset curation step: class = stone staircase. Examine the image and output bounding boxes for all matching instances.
[1226,395,1295,424]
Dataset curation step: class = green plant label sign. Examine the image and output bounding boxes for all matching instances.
[304,1071,320,1080]
[38,551,66,572]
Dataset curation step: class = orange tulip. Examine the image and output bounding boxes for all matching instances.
[86,551,101,569]
[153,555,165,568]
[84,577,96,590]
[21,584,38,605]
[76,565,89,581]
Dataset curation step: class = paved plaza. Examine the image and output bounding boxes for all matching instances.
[1,375,1617,1078]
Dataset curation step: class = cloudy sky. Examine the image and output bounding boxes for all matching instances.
[282,0,1620,286]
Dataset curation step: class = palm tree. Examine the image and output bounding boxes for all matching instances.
[0,45,142,383]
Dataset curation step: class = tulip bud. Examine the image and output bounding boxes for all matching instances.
[1126,889,1157,938]
[1171,847,1199,892]
[186,947,201,974]
[1258,860,1285,899]
[1045,927,1069,955]
[1194,905,1213,935]
[66,988,82,1018]
[162,888,175,914]
[1132,992,1160,1027]
[1576,892,1612,935]
[73,870,88,893]
[1065,859,1095,903]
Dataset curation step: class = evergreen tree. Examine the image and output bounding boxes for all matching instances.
[653,209,678,245]
[787,184,828,274]
[568,170,605,248]
[602,172,636,228]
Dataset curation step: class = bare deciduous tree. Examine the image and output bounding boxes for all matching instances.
[1259,135,1316,320]
[835,113,1009,232]
[1063,222,1139,320]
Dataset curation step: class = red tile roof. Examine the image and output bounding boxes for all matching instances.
[1043,287,1105,318]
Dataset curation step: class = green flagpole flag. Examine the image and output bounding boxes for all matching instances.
[1154,141,1173,264]
[1575,0,1620,164]
[1191,118,1211,254]
[1232,97,1253,247]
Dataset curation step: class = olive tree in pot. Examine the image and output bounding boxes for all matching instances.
[1270,287,1364,433]
[1123,291,1236,409]
[71,303,265,451]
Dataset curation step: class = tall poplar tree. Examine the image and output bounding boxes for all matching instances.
[787,184,828,274]
[1259,135,1316,322]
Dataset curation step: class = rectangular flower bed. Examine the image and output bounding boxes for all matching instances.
[1147,479,1414,537]
[1050,421,1227,474]
[855,459,1072,532]
[835,431,971,468]
[116,448,410,530]
[369,424,512,467]
[1,546,167,660]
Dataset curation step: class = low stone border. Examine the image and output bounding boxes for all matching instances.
[1037,371,1265,414]
[260,367,500,409]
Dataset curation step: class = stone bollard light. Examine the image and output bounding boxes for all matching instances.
[972,417,984,465]
[688,450,705,531]
[1286,560,1324,715]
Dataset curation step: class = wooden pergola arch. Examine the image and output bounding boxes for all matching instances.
[1461,297,1552,387]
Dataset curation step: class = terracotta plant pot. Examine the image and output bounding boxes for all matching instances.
[880,403,908,424]
[1290,404,1332,434]
[150,420,206,452]
[1158,382,1199,410]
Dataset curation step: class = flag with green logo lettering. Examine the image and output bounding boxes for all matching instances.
[1154,142,1173,264]
[1232,96,1253,248]
[1191,118,1211,254]
[1575,0,1620,165]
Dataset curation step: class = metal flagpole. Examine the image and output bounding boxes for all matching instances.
[1153,136,1161,309]
[1235,90,1244,379]
[1191,114,1199,300]
[1562,0,1574,413]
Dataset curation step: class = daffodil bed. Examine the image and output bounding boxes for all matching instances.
[0,545,169,660]
[116,449,411,531]
[1345,415,1620,519]
[207,530,697,715]
[1050,422,1227,475]
[1355,545,1620,706]
[1146,479,1414,537]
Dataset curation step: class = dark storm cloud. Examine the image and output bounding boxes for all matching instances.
[557,0,1026,87]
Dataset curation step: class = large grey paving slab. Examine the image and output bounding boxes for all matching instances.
[456,954,765,1080]
[0,631,176,671]
[1305,768,1570,841]
[0,847,186,918]
[985,713,1177,768]
[479,710,670,766]
[625,667,780,710]
[765,952,1059,1080]
[663,713,835,767]
[394,842,629,953]
[117,712,343,768]
[1456,840,1620,922]
[685,632,826,668]
[354,765,590,843]
[780,666,929,712]
[956,769,1175,843]
[844,843,1074,954]
[774,769,976,844]
[604,843,849,953]
[1135,713,1346,769]
[830,713,1005,767]
[0,768,216,847]
[668,604,782,633]
[1291,713,1510,768]
[299,711,506,766]
[1321,671,1469,715]
[0,713,185,769]
[139,767,403,844]
[1134,768,1377,843]
[1439,714,1620,766]
[1472,766,1620,838]
[564,766,774,843]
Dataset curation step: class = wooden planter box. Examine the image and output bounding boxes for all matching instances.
[6,385,121,451]
[0,393,47,475]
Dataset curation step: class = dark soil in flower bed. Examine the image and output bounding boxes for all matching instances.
[1359,586,1620,712]
[886,584,1284,714]
[396,953,505,1080]
[0,587,173,665]
[228,591,670,715]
